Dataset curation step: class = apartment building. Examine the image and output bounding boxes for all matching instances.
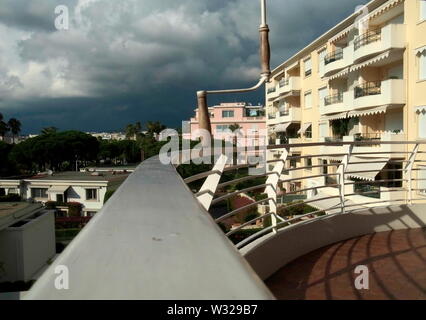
[183,102,266,163]
[266,0,426,203]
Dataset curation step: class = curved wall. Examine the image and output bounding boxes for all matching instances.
[241,204,426,280]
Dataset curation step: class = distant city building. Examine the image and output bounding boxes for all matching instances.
[87,132,127,141]
[183,102,266,163]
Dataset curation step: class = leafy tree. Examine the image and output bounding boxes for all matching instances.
[7,118,21,144]
[0,113,9,141]
[146,121,166,136]
[41,127,58,135]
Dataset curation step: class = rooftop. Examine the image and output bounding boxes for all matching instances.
[25,171,131,183]
[0,202,43,230]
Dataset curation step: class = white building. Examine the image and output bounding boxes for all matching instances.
[0,203,55,283]
[0,171,130,216]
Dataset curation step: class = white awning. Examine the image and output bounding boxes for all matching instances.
[308,193,364,214]
[298,123,311,135]
[416,106,426,113]
[351,50,391,72]
[274,122,291,133]
[329,67,350,80]
[47,185,70,193]
[321,112,348,121]
[329,25,355,44]
[360,0,404,23]
[415,45,426,55]
[346,156,389,181]
[287,60,299,71]
[347,105,389,118]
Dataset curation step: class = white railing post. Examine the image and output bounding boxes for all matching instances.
[265,149,288,233]
[197,154,228,211]
[405,144,419,206]
[337,144,353,214]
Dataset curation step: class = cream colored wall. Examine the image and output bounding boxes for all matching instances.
[266,0,426,192]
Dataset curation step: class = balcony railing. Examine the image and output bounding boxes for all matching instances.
[354,81,381,98]
[268,113,276,119]
[267,87,276,94]
[324,93,343,106]
[324,49,344,65]
[279,109,289,117]
[279,78,289,87]
[354,29,381,51]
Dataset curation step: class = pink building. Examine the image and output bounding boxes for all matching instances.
[183,102,266,163]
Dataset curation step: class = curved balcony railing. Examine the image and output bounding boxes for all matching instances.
[324,93,343,106]
[25,140,426,299]
[354,81,381,98]
[279,78,289,87]
[181,140,426,251]
[267,87,276,94]
[354,29,381,51]
[324,49,343,65]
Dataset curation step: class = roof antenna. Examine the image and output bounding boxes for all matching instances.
[196,0,271,134]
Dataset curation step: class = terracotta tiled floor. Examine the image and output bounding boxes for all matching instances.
[265,229,426,300]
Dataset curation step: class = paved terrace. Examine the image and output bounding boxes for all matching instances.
[266,228,426,300]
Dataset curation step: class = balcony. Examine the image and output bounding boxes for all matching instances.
[277,76,301,95]
[353,24,405,63]
[320,91,351,116]
[353,79,405,110]
[323,46,353,77]
[320,132,406,158]
[278,107,301,123]
[22,140,426,300]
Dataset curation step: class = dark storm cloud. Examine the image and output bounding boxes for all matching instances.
[0,0,368,134]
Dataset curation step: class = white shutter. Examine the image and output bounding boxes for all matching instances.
[420,52,426,80]
[418,111,426,138]
[319,122,329,138]
[304,58,312,73]
[318,87,328,107]
[421,0,426,21]
[318,50,326,73]
[304,92,312,108]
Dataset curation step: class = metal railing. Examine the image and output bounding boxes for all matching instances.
[354,29,381,50]
[267,87,276,94]
[268,113,276,119]
[324,92,343,106]
[181,140,426,250]
[354,81,381,98]
[279,78,289,87]
[324,49,344,65]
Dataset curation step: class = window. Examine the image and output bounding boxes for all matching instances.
[418,110,426,138]
[305,124,313,139]
[304,92,312,109]
[222,110,234,118]
[304,57,312,77]
[318,49,326,74]
[86,189,98,201]
[318,87,328,107]
[421,0,426,21]
[419,166,426,194]
[216,125,230,132]
[319,122,329,138]
[31,188,48,199]
[305,157,313,170]
[419,51,426,81]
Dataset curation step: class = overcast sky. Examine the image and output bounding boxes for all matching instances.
[0,0,368,134]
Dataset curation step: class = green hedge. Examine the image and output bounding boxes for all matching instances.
[56,228,81,240]
[0,194,21,202]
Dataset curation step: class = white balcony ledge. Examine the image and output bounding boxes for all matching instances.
[24,156,273,300]
[353,24,405,64]
[323,46,354,78]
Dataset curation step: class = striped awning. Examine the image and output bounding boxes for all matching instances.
[321,112,348,121]
[415,45,426,55]
[416,106,426,113]
[351,50,392,72]
[347,105,389,118]
[361,0,404,23]
[298,123,311,135]
[346,156,389,181]
[47,185,70,193]
[274,122,291,133]
[329,24,355,44]
[329,67,350,80]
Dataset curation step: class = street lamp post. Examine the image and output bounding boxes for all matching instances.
[196,0,271,134]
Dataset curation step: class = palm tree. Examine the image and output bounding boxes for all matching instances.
[0,113,9,141]
[7,118,21,144]
[125,124,136,139]
[229,123,242,165]
[41,127,58,135]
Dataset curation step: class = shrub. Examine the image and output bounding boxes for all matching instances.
[67,202,82,217]
[104,189,115,204]
[277,201,317,217]
[0,194,21,202]
[254,193,268,202]
[45,201,58,209]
